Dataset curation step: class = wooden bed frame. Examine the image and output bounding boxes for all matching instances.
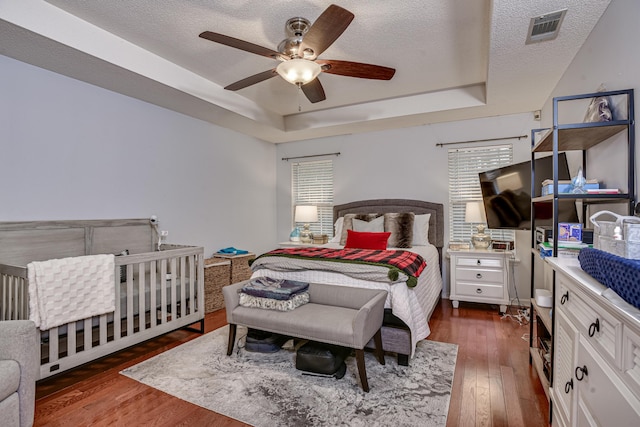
[0,219,205,379]
[332,199,445,365]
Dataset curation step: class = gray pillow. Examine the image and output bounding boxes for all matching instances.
[339,213,383,245]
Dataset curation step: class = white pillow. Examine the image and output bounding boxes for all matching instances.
[329,217,344,243]
[412,213,431,246]
[353,216,385,232]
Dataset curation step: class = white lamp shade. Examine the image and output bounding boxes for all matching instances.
[295,205,318,223]
[276,59,322,85]
[465,201,487,223]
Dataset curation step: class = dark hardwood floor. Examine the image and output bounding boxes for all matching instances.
[34,301,549,426]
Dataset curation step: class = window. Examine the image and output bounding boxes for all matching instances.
[292,159,334,237]
[448,145,515,243]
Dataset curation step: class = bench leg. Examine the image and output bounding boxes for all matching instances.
[227,324,237,356]
[355,349,369,392]
[373,328,385,365]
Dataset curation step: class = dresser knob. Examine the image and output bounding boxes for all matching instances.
[575,365,588,381]
[476,288,483,294]
[477,259,481,265]
[560,292,569,305]
[476,273,483,279]
[588,318,600,337]
[565,379,573,394]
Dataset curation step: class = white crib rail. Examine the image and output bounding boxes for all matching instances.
[0,246,204,379]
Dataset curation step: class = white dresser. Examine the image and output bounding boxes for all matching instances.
[448,248,511,313]
[546,257,640,427]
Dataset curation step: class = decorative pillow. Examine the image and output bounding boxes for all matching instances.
[353,215,385,232]
[329,217,344,243]
[384,212,415,248]
[339,213,383,245]
[344,229,390,250]
[412,213,431,246]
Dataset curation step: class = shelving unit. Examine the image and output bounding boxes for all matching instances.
[528,89,636,403]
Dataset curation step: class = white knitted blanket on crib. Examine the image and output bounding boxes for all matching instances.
[28,254,115,330]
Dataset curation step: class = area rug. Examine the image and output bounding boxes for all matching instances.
[121,326,458,426]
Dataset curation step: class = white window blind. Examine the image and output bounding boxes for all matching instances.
[292,159,334,237]
[448,145,515,243]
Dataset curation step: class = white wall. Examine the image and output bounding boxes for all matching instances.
[542,0,640,205]
[276,112,537,300]
[0,55,278,257]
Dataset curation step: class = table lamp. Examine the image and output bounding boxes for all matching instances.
[295,205,318,243]
[465,201,491,249]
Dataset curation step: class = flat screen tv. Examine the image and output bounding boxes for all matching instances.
[478,153,579,230]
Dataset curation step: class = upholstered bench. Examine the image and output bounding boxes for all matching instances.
[222,281,387,392]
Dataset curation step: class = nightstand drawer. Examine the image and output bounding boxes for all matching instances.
[455,267,504,283]
[455,281,505,299]
[456,257,503,268]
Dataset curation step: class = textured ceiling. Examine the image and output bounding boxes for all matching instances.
[0,0,611,143]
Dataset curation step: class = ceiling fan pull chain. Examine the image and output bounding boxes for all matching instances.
[297,83,303,112]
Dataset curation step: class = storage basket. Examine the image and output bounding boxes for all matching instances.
[590,211,640,259]
[212,252,255,284]
[204,258,231,313]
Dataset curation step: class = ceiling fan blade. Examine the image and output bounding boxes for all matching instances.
[224,69,278,91]
[199,31,281,59]
[318,59,396,80]
[298,5,354,58]
[301,78,326,103]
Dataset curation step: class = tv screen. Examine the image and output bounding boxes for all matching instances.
[478,153,579,230]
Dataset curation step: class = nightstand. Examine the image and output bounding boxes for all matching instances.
[448,248,512,313]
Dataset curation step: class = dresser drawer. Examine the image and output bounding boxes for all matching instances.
[455,267,504,284]
[456,256,503,268]
[454,281,505,299]
[556,272,622,369]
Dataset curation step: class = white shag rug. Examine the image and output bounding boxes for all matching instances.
[121,325,458,427]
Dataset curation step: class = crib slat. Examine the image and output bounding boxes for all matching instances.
[160,259,167,323]
[99,314,107,345]
[180,256,186,318]
[68,322,77,357]
[126,264,134,336]
[113,264,121,342]
[84,318,92,350]
[150,260,157,328]
[189,254,195,315]
[138,262,146,332]
[170,258,177,322]
[49,327,59,363]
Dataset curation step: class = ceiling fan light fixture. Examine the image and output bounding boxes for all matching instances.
[276,58,321,85]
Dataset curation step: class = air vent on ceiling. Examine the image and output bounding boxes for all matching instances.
[526,8,567,44]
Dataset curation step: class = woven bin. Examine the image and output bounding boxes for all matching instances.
[212,252,256,284]
[204,258,231,313]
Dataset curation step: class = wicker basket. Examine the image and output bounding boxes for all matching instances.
[204,258,231,313]
[212,252,255,284]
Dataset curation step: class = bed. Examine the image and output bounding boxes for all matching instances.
[250,199,444,365]
[0,219,205,379]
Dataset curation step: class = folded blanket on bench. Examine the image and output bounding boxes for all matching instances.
[240,277,310,311]
[242,277,309,300]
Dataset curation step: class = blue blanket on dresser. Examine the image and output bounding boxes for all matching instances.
[242,277,309,301]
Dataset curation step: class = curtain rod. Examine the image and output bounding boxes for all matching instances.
[436,134,528,148]
[281,152,341,161]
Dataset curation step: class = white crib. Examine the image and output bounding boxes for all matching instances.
[0,219,205,379]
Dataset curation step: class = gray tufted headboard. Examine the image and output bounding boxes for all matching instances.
[333,199,445,270]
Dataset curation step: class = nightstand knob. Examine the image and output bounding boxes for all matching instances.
[476,259,481,265]
[565,379,574,393]
[588,318,600,337]
[476,288,483,294]
[476,273,483,279]
[560,292,569,305]
[575,365,588,381]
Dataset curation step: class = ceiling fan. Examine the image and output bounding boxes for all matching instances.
[199,4,395,104]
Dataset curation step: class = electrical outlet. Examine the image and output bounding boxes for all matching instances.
[160,230,169,237]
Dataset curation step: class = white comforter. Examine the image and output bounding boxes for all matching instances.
[250,243,443,357]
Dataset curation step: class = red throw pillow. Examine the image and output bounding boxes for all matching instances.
[344,229,391,250]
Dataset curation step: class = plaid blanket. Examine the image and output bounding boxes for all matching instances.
[251,247,426,287]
